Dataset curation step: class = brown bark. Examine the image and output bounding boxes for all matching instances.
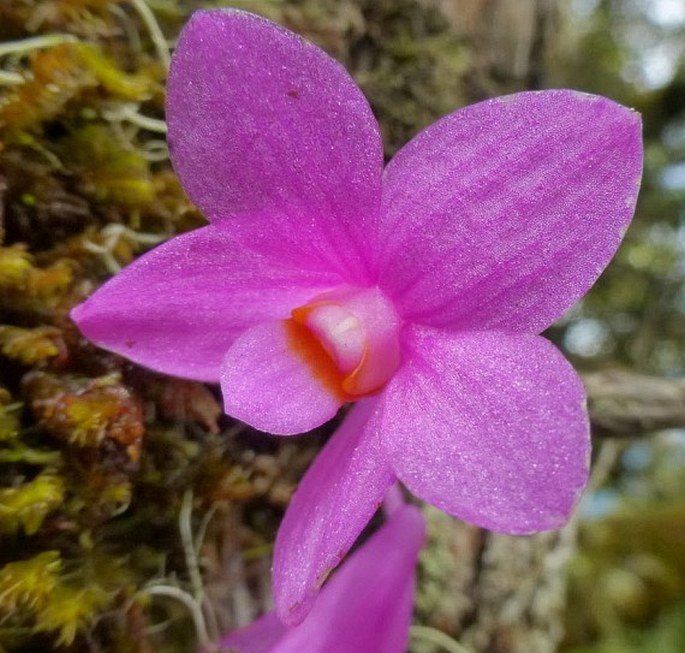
[431,0,559,97]
[414,510,579,653]
[584,370,685,437]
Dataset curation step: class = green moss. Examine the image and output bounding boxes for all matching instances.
[0,551,62,613]
[0,472,65,535]
[0,390,20,442]
[0,326,65,365]
[61,124,155,207]
[0,3,197,648]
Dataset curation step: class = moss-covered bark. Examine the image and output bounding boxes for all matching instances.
[1,2,684,652]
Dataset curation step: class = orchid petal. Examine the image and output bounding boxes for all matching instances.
[167,9,383,281]
[273,400,396,624]
[71,225,338,382]
[220,613,285,653]
[222,505,424,653]
[220,321,345,435]
[377,326,590,534]
[275,505,424,652]
[378,90,643,332]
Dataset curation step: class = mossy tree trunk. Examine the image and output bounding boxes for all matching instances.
[3,2,676,652]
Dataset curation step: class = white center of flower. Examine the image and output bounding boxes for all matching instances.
[288,286,401,398]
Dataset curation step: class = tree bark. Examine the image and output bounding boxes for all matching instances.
[585,370,685,437]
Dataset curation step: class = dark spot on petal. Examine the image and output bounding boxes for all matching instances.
[286,89,300,99]
[124,339,135,348]
[315,565,334,590]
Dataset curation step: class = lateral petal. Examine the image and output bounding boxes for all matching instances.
[378,90,642,332]
[378,325,590,534]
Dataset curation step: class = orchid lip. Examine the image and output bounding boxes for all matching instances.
[288,286,401,399]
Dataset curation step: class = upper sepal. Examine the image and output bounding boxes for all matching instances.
[166,9,384,283]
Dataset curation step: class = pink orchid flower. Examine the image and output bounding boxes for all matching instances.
[218,503,425,653]
[72,9,643,625]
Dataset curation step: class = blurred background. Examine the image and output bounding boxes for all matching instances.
[0,1,683,652]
